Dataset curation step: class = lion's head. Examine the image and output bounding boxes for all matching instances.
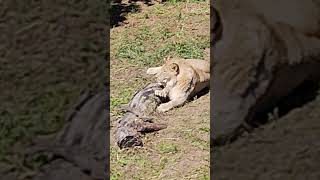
[155,62,179,84]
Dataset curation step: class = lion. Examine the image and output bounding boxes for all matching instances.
[146,56,210,112]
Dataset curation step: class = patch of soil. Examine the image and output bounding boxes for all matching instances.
[213,95,320,179]
[0,0,106,178]
[156,94,210,179]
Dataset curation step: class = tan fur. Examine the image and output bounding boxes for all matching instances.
[147,57,210,112]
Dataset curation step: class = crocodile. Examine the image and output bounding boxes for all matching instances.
[115,82,168,149]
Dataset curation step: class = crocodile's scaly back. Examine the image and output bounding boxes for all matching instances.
[127,82,167,117]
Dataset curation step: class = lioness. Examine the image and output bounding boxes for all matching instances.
[147,56,210,112]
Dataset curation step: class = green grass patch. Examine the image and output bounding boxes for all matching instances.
[0,86,79,157]
[180,129,209,150]
[159,157,169,169]
[199,127,210,133]
[110,76,150,115]
[110,88,135,111]
[158,143,179,154]
[115,38,209,66]
[110,147,161,180]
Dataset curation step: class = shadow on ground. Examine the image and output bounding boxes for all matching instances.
[110,0,157,27]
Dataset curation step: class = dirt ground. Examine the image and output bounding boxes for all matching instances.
[0,0,106,178]
[213,93,320,180]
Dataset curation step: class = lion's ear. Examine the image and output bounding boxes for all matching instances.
[170,63,179,74]
[164,56,172,63]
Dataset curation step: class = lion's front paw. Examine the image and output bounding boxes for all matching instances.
[147,67,160,75]
[155,90,167,97]
[157,104,171,113]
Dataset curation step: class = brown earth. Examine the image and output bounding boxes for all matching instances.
[0,0,106,178]
[213,94,320,180]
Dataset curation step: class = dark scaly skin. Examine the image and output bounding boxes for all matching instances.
[116,82,168,149]
[126,82,168,118]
